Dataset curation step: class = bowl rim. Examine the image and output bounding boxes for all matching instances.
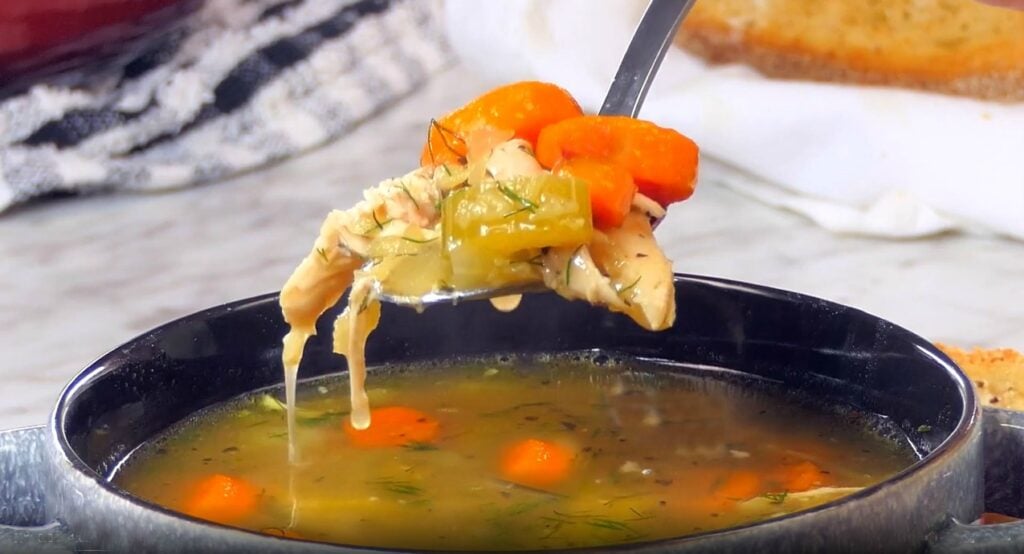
[48,273,981,551]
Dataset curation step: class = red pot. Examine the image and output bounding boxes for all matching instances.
[0,0,203,96]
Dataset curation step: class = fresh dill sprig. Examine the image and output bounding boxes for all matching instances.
[427,118,467,165]
[369,478,424,496]
[586,518,636,533]
[398,183,419,209]
[627,507,654,521]
[497,183,538,213]
[503,205,535,218]
[401,442,438,452]
[315,247,328,263]
[371,211,387,231]
[296,410,348,427]
[357,293,371,314]
[760,491,788,505]
[618,276,641,296]
[400,236,438,244]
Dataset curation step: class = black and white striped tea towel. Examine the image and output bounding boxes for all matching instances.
[0,0,453,213]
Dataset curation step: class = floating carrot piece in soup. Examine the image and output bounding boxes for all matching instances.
[344,406,440,448]
[714,470,763,502]
[536,115,699,206]
[776,461,828,492]
[555,158,637,229]
[420,81,583,167]
[184,474,261,524]
[500,438,574,489]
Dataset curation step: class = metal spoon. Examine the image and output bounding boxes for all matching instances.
[378,0,696,307]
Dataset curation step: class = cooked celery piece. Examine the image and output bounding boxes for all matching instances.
[369,234,449,298]
[441,175,592,288]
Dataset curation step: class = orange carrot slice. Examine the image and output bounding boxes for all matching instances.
[500,438,574,489]
[184,474,261,524]
[556,157,637,229]
[420,81,582,167]
[536,115,699,206]
[714,470,763,501]
[776,461,827,492]
[344,406,439,448]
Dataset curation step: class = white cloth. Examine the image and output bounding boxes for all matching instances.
[0,0,452,212]
[445,0,1024,240]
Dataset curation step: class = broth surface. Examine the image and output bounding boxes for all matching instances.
[112,356,915,550]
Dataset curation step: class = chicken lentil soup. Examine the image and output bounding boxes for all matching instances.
[111,356,915,550]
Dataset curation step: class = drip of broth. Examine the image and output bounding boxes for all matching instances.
[111,356,916,551]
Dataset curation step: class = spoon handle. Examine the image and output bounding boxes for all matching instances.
[599,0,696,117]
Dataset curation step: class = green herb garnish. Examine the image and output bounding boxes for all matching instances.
[481,401,552,417]
[427,118,467,165]
[503,205,535,218]
[401,441,438,451]
[371,211,391,231]
[497,183,538,214]
[370,478,423,496]
[917,424,933,433]
[505,500,547,516]
[602,493,649,507]
[315,247,328,263]
[357,293,371,314]
[398,183,420,209]
[627,507,654,521]
[400,236,438,244]
[618,276,641,296]
[297,410,349,427]
[760,491,789,504]
[587,518,636,533]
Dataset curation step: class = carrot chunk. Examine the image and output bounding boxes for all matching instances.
[555,158,637,229]
[420,81,582,167]
[776,461,827,492]
[500,438,574,489]
[536,115,699,206]
[344,406,440,448]
[184,474,261,524]
[714,470,763,501]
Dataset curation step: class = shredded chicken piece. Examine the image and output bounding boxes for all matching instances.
[541,211,675,331]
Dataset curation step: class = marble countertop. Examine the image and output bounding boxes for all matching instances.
[2,66,1023,430]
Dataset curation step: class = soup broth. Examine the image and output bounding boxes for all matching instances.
[112,356,915,550]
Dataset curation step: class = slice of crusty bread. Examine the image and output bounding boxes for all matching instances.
[674,0,1024,101]
[936,344,1024,410]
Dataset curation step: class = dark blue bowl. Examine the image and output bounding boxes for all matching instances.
[2,274,1023,552]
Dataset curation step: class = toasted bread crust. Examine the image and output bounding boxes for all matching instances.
[936,344,1024,410]
[675,0,1024,101]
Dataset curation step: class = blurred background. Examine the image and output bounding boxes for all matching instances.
[1,0,1022,428]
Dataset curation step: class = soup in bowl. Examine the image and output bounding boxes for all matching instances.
[110,354,915,550]
[34,275,994,553]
